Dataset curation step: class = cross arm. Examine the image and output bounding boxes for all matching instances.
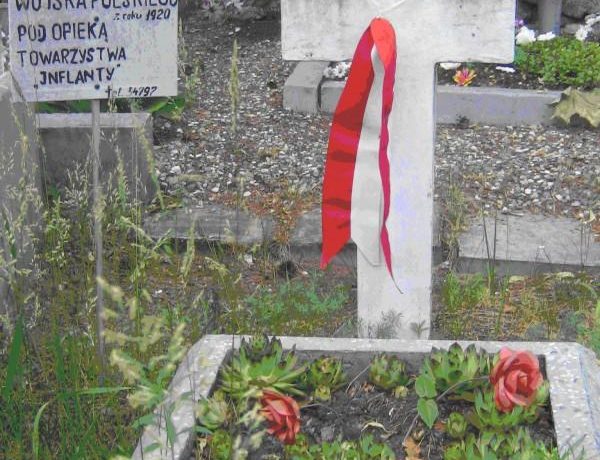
[282,0,516,65]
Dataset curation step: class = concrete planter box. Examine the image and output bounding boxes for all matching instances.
[38,112,156,203]
[284,62,563,126]
[134,335,600,459]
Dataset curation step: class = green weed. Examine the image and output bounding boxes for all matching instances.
[243,271,349,336]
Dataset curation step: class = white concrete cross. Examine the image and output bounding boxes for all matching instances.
[282,0,516,338]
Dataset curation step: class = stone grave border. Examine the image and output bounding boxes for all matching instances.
[284,61,562,126]
[144,205,599,276]
[133,335,600,460]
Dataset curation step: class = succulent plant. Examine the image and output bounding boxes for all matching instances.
[444,432,498,460]
[446,412,468,439]
[240,334,283,363]
[196,391,230,431]
[220,345,305,402]
[444,428,559,460]
[207,429,233,460]
[422,343,488,394]
[302,356,346,401]
[466,383,549,431]
[368,354,410,397]
[393,385,409,399]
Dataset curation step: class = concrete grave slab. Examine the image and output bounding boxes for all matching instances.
[457,212,600,275]
[134,335,600,460]
[37,112,156,203]
[291,204,444,266]
[435,86,562,126]
[144,204,275,245]
[283,61,329,114]
[144,202,444,266]
[313,75,562,126]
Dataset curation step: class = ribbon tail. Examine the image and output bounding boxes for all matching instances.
[320,27,375,268]
[321,17,397,284]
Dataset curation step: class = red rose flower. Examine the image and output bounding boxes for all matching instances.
[490,347,543,413]
[260,390,301,445]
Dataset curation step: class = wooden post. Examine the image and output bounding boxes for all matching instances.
[92,99,106,381]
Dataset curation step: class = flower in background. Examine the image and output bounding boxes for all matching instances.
[490,347,543,413]
[515,17,525,28]
[516,26,537,45]
[260,390,301,445]
[324,61,351,80]
[537,31,556,41]
[575,13,600,41]
[453,67,476,86]
[576,26,590,41]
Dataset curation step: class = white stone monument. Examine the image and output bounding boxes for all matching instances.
[282,0,516,338]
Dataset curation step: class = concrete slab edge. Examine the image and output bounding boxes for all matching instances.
[320,79,561,126]
[143,204,444,266]
[37,112,152,129]
[143,206,599,275]
[286,63,563,126]
[134,335,600,460]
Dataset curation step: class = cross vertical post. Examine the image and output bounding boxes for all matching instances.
[282,0,516,338]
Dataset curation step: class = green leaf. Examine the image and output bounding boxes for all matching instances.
[415,374,437,398]
[143,442,161,453]
[32,400,53,459]
[37,102,62,113]
[77,386,131,396]
[148,96,186,120]
[165,412,177,446]
[552,88,600,127]
[417,398,439,429]
[132,413,157,429]
[144,98,171,113]
[68,100,91,112]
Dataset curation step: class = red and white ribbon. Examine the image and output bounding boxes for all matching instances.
[321,18,396,279]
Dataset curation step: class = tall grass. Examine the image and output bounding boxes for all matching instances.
[0,93,203,457]
[0,117,352,457]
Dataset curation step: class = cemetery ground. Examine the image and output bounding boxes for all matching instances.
[0,7,599,460]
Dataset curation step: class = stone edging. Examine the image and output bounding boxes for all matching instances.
[133,335,600,460]
[285,62,563,126]
[143,205,599,276]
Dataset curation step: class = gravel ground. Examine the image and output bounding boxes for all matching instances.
[155,11,599,219]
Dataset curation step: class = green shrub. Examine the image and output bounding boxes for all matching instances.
[515,38,600,88]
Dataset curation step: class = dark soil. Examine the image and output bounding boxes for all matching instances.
[436,63,564,91]
[197,351,556,460]
[327,62,572,91]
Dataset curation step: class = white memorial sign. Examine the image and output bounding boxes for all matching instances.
[9,0,179,101]
[282,0,516,338]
